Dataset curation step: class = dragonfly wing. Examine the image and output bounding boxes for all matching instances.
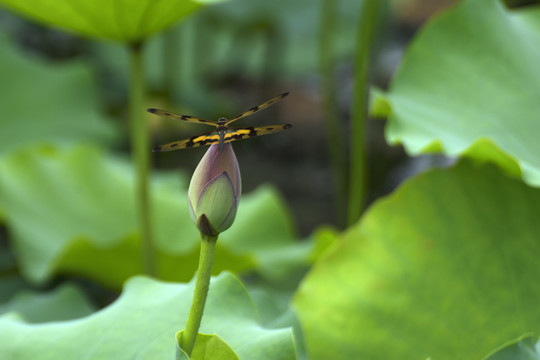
[147,108,217,126]
[225,92,289,125]
[153,133,221,152]
[223,124,293,143]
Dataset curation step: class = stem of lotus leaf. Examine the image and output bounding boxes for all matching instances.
[180,233,218,356]
[128,41,156,276]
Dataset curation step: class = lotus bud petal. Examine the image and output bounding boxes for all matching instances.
[188,143,241,236]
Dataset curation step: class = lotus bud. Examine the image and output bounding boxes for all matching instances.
[188,143,241,236]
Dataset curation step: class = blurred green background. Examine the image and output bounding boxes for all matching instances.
[0,0,453,329]
[3,0,540,359]
[0,0,455,316]
[0,0,450,237]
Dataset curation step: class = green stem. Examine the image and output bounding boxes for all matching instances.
[319,0,349,228]
[348,0,380,226]
[180,234,218,356]
[163,28,180,104]
[129,42,156,276]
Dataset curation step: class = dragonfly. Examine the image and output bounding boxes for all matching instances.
[148,92,292,152]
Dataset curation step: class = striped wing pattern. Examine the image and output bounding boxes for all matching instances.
[148,92,291,152]
[146,109,217,126]
[225,92,289,125]
[152,124,292,152]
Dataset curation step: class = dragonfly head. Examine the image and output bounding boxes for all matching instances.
[217,117,227,125]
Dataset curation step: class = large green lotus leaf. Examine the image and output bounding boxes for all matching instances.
[0,145,301,288]
[294,160,540,359]
[0,272,296,359]
[246,227,339,360]
[176,332,239,360]
[0,34,116,155]
[0,284,95,323]
[220,185,312,283]
[484,335,540,360]
[380,0,540,186]
[0,0,227,42]
[0,276,27,304]
[247,226,339,326]
[0,145,181,286]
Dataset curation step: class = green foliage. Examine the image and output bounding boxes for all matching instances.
[0,34,116,155]
[295,160,540,359]
[0,277,27,304]
[0,283,95,322]
[0,145,306,288]
[483,335,540,360]
[0,273,296,359]
[378,0,540,186]
[0,0,227,42]
[0,22,306,288]
[88,0,366,93]
[2,0,540,358]
[176,332,239,359]
[0,144,189,286]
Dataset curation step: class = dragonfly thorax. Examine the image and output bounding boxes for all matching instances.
[216,118,228,136]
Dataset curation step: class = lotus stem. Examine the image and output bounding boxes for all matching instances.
[128,41,156,276]
[348,0,380,226]
[320,0,349,227]
[180,234,218,356]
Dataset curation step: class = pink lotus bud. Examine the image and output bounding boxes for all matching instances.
[188,143,241,236]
